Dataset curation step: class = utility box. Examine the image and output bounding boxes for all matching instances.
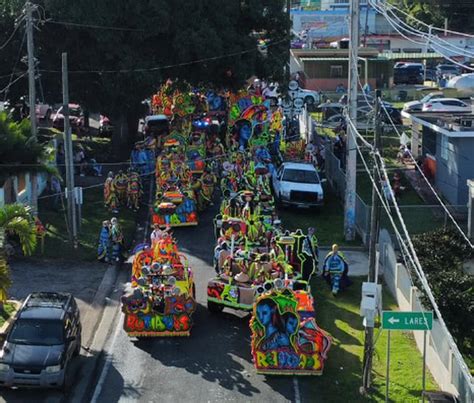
[360,282,382,328]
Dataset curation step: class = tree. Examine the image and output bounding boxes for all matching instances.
[0,203,37,311]
[0,111,52,186]
[412,228,474,364]
[0,0,290,158]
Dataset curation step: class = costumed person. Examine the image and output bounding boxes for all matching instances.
[322,244,351,295]
[150,223,169,245]
[114,170,128,206]
[110,217,125,263]
[97,220,111,263]
[126,169,142,212]
[104,171,119,213]
[301,227,319,281]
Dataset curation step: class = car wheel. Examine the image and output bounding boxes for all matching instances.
[207,300,224,313]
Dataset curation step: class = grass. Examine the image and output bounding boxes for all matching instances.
[278,186,362,247]
[36,186,137,261]
[0,302,17,328]
[304,276,438,402]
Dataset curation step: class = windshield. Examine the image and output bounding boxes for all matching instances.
[282,169,320,184]
[70,107,82,117]
[147,120,169,129]
[8,319,64,346]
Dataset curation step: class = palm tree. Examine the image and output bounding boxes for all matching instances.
[0,203,37,311]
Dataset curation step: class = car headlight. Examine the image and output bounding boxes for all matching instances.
[0,363,10,372]
[45,364,61,374]
[281,190,290,198]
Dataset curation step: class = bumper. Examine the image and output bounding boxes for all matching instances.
[0,367,65,388]
[281,198,323,208]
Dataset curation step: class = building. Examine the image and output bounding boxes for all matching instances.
[402,111,474,205]
[0,173,49,208]
[290,48,393,91]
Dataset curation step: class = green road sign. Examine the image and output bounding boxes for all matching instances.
[382,311,433,331]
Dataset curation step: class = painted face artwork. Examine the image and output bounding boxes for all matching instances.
[257,302,274,326]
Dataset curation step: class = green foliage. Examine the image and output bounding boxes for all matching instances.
[0,203,37,256]
[412,228,474,365]
[0,111,51,183]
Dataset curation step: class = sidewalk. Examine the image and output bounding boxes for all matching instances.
[318,248,369,276]
[9,257,119,353]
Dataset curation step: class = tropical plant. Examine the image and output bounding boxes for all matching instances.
[0,203,37,311]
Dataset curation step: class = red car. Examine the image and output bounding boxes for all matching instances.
[52,103,84,131]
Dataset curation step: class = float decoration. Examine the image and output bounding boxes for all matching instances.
[250,288,332,375]
[122,236,196,337]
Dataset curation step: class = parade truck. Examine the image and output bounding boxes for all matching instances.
[122,236,196,337]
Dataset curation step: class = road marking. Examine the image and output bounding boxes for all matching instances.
[293,377,301,403]
[91,311,123,403]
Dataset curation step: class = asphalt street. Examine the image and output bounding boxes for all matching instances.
[90,204,305,403]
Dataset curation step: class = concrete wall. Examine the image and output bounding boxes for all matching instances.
[379,229,473,402]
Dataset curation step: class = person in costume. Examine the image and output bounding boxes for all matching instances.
[104,171,119,213]
[300,227,319,281]
[97,220,111,262]
[114,170,128,205]
[110,217,125,262]
[126,169,142,212]
[322,244,351,295]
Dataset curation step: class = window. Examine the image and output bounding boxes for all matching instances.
[441,134,448,160]
[330,65,343,78]
[282,169,320,184]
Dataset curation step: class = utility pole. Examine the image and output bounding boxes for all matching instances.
[62,53,78,248]
[361,89,382,393]
[344,0,360,240]
[25,1,38,214]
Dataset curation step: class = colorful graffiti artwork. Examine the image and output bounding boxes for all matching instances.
[250,288,331,375]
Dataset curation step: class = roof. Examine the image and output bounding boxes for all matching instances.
[282,162,317,171]
[402,111,474,138]
[19,307,65,320]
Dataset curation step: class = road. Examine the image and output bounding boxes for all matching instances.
[89,204,305,403]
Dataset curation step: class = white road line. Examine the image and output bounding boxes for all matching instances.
[293,376,301,403]
[90,311,123,403]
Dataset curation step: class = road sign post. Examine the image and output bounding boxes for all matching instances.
[382,311,433,402]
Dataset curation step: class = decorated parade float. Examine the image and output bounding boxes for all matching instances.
[122,235,196,337]
[250,287,332,375]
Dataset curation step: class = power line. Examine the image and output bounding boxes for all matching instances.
[0,16,25,51]
[0,73,28,94]
[380,101,473,248]
[38,19,145,32]
[38,38,287,75]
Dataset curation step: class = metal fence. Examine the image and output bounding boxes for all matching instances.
[379,229,473,402]
[324,147,469,243]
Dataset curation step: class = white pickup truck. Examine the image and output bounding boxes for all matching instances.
[272,162,324,207]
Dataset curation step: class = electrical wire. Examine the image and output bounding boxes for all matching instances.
[38,19,145,32]
[38,38,287,75]
[0,73,28,94]
[3,30,27,101]
[0,16,25,51]
[349,124,471,381]
[380,100,474,248]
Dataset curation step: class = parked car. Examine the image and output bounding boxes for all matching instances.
[403,92,445,112]
[143,114,170,136]
[0,292,82,390]
[436,64,460,80]
[35,103,53,121]
[394,64,424,85]
[263,83,320,108]
[52,103,84,131]
[272,162,324,207]
[421,98,471,113]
